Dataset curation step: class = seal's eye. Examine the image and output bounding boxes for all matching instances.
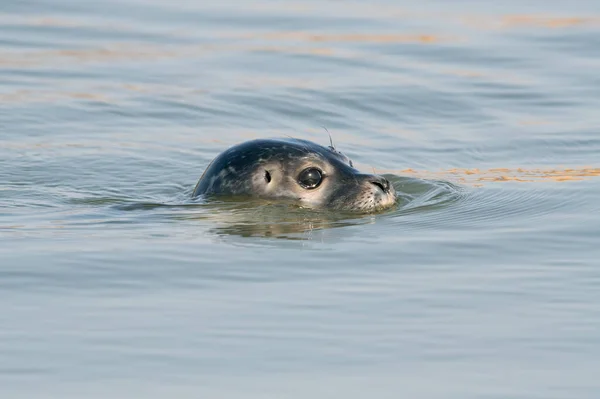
[298,167,323,189]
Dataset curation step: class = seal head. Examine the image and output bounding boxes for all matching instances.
[193,138,396,213]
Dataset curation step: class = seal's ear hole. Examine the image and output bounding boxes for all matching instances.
[264,170,271,183]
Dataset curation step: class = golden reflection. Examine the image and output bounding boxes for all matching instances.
[500,15,600,29]
[0,75,321,104]
[251,45,336,56]
[0,45,180,67]
[0,26,452,68]
[0,15,85,28]
[463,14,600,29]
[256,32,445,44]
[0,42,345,69]
[0,89,110,103]
[383,167,600,185]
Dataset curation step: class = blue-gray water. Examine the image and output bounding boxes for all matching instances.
[2,1,600,398]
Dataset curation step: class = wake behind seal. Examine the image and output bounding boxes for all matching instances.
[193,138,397,213]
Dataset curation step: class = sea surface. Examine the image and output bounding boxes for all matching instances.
[1,1,600,398]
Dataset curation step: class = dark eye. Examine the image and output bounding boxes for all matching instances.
[298,167,323,189]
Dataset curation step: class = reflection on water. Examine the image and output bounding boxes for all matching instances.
[102,175,461,240]
[390,167,600,185]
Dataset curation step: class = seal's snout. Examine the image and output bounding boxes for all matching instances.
[370,176,392,193]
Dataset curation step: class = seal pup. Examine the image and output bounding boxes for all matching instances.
[193,138,396,213]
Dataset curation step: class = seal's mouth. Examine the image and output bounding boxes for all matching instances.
[370,186,397,212]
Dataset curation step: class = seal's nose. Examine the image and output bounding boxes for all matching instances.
[370,176,391,193]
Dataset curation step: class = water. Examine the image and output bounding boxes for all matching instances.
[2,0,600,397]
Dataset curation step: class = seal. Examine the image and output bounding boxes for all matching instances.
[193,138,396,213]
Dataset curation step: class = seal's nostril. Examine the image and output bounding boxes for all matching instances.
[371,181,385,192]
[371,178,390,192]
